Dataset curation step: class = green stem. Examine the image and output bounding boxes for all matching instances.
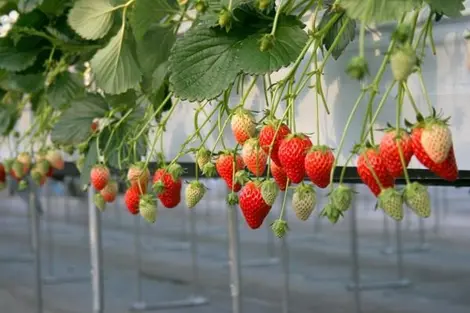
[132,92,173,141]
[339,153,354,184]
[396,85,411,185]
[402,82,420,115]
[278,180,291,220]
[417,70,433,114]
[270,0,285,36]
[359,22,365,58]
[240,76,258,106]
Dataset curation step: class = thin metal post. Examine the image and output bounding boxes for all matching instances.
[281,198,289,313]
[349,187,362,313]
[134,216,143,304]
[88,188,104,313]
[46,183,54,276]
[189,209,200,297]
[227,205,242,313]
[30,185,43,313]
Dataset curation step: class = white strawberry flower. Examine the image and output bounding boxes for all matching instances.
[9,10,19,23]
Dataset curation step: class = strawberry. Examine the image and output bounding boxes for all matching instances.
[46,149,64,170]
[3,159,13,173]
[31,167,47,186]
[184,181,206,208]
[379,129,413,178]
[242,138,267,176]
[36,160,51,176]
[292,183,316,221]
[90,165,110,191]
[377,188,404,221]
[139,194,157,223]
[152,168,182,208]
[127,163,150,191]
[411,126,458,181]
[215,152,244,192]
[238,181,272,229]
[46,166,54,177]
[403,182,431,218]
[270,162,288,191]
[100,180,118,203]
[259,120,291,166]
[260,179,279,206]
[357,146,395,197]
[231,108,256,145]
[420,121,452,164]
[330,184,354,212]
[304,145,335,188]
[17,152,31,174]
[125,185,142,215]
[196,148,211,170]
[278,133,312,184]
[91,119,99,133]
[271,219,289,238]
[0,163,5,182]
[93,193,106,212]
[390,46,417,81]
[11,160,24,181]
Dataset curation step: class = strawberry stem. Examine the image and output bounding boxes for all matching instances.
[396,85,411,185]
[402,81,420,115]
[416,70,433,114]
[278,179,290,221]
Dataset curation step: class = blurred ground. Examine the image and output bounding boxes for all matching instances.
[0,178,469,313]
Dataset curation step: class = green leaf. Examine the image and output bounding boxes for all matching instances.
[169,17,308,101]
[425,0,465,17]
[68,0,115,40]
[0,107,11,135]
[339,0,422,23]
[46,72,85,110]
[136,25,176,76]
[0,73,44,93]
[90,27,142,94]
[131,0,175,40]
[80,138,99,186]
[105,89,137,109]
[18,0,44,13]
[0,40,39,72]
[237,17,308,74]
[319,12,356,60]
[51,94,109,145]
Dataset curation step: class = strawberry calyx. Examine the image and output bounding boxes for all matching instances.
[234,170,250,185]
[270,219,289,238]
[226,192,239,205]
[308,144,332,153]
[202,162,216,177]
[167,163,184,181]
[320,203,343,224]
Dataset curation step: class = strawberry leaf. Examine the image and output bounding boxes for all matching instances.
[425,0,465,17]
[131,0,176,40]
[68,0,115,40]
[0,39,40,72]
[18,0,44,13]
[51,94,109,145]
[46,72,85,110]
[339,0,422,23]
[318,11,356,60]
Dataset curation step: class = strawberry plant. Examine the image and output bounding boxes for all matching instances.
[0,0,466,229]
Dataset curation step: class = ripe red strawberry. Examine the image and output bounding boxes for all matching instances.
[46,150,64,170]
[152,168,182,208]
[239,181,272,229]
[125,185,142,215]
[357,146,395,197]
[215,152,244,192]
[101,180,118,203]
[304,145,335,188]
[278,133,312,184]
[127,163,150,191]
[90,165,110,191]
[242,138,267,176]
[379,129,414,178]
[0,163,5,182]
[411,126,458,181]
[91,119,99,133]
[231,108,256,145]
[270,161,288,191]
[259,120,291,166]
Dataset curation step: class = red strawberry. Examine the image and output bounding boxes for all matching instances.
[101,180,118,203]
[411,127,458,181]
[239,181,272,229]
[125,185,142,215]
[46,150,64,170]
[357,146,395,197]
[278,133,312,184]
[304,145,335,188]
[271,162,288,191]
[379,129,414,178]
[90,165,110,191]
[91,119,99,133]
[215,152,244,192]
[127,163,150,190]
[259,120,291,166]
[420,120,452,164]
[152,168,182,208]
[46,166,54,177]
[231,108,256,145]
[242,138,267,176]
[0,163,5,182]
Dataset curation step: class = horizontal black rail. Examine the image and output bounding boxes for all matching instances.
[51,162,470,187]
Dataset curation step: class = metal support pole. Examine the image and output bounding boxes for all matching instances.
[227,204,242,313]
[88,188,104,313]
[281,199,290,313]
[134,217,144,305]
[348,188,362,313]
[31,185,43,313]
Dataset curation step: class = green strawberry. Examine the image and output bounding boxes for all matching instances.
[330,184,354,212]
[93,193,106,212]
[261,179,279,206]
[18,179,28,191]
[196,148,211,170]
[12,160,24,179]
[346,56,369,80]
[271,219,289,238]
[184,181,206,209]
[390,46,417,81]
[377,188,404,221]
[403,182,431,218]
[139,194,157,223]
[292,183,316,221]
